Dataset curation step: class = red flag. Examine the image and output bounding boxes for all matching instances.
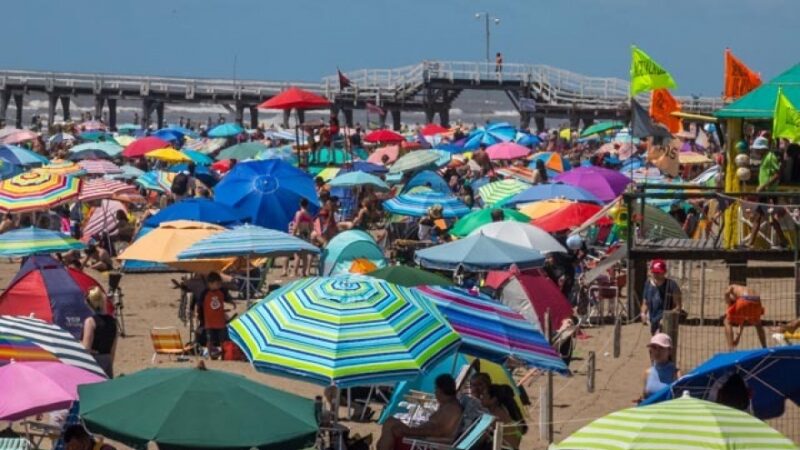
[337,68,351,90]
[650,89,681,134]
[724,49,761,100]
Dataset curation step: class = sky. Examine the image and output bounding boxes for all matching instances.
[4,0,798,96]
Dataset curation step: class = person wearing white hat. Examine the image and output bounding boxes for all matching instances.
[640,333,681,402]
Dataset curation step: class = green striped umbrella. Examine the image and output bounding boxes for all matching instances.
[389,150,441,173]
[555,395,797,450]
[229,275,461,387]
[0,227,85,257]
[478,179,530,206]
[450,208,530,237]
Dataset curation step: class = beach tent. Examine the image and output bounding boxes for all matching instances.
[401,170,451,194]
[320,230,386,276]
[0,256,107,337]
[484,269,573,332]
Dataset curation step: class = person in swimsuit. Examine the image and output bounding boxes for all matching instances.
[290,198,315,277]
[724,284,767,350]
[640,333,680,402]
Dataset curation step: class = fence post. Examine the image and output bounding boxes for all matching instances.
[587,351,596,393]
[795,222,800,318]
[699,261,707,326]
[613,316,621,358]
[662,310,680,364]
[543,309,553,444]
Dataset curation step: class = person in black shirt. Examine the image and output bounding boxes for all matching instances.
[81,287,117,377]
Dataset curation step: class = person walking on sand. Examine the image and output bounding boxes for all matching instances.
[724,284,767,350]
[640,260,682,335]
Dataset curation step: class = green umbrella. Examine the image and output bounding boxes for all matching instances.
[78,366,318,450]
[216,142,268,161]
[367,265,454,287]
[327,171,389,190]
[579,121,625,138]
[450,208,530,237]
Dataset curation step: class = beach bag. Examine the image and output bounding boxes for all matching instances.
[171,172,189,196]
[222,340,245,361]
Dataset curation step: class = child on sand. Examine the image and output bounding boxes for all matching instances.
[195,272,234,358]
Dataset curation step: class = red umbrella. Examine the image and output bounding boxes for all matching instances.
[530,203,610,233]
[364,129,404,144]
[258,87,331,110]
[122,137,169,158]
[211,159,234,174]
[420,123,449,136]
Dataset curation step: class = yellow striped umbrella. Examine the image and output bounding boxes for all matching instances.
[33,160,86,177]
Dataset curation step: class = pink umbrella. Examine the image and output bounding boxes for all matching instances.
[0,129,39,145]
[367,145,400,165]
[486,142,531,161]
[0,361,104,420]
[78,120,107,131]
[78,159,123,175]
[79,179,137,202]
[81,200,127,241]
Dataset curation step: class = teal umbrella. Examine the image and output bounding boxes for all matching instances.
[181,149,213,165]
[216,142,267,161]
[68,142,123,157]
[580,121,625,138]
[327,171,389,190]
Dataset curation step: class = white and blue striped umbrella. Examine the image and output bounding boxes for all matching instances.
[178,224,319,260]
[384,188,470,218]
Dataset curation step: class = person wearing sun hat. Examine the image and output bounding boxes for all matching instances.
[640,259,682,335]
[640,333,681,401]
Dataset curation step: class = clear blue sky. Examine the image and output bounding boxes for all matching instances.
[6,0,797,95]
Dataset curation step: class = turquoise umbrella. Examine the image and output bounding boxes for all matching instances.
[217,142,267,161]
[208,123,244,138]
[414,233,545,271]
[181,149,213,165]
[0,227,85,257]
[68,142,123,157]
[327,171,389,190]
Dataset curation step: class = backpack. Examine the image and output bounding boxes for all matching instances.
[171,172,189,196]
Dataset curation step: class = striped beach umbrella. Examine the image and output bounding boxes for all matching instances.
[81,200,127,243]
[415,286,568,374]
[0,316,105,377]
[478,179,530,206]
[179,224,319,260]
[79,178,137,202]
[228,275,461,387]
[0,172,81,213]
[77,159,123,175]
[555,395,797,450]
[384,188,471,218]
[388,150,441,173]
[34,160,86,177]
[0,227,85,257]
[135,170,176,193]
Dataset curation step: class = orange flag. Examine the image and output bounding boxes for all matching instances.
[650,89,681,133]
[724,48,762,100]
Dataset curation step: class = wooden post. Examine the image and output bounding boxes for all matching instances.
[795,222,800,318]
[543,309,553,444]
[662,310,680,364]
[587,351,596,393]
[613,316,621,358]
[699,261,707,326]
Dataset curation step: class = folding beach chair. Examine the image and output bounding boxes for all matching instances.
[150,326,192,363]
[404,413,495,450]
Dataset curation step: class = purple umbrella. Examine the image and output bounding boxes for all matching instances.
[554,167,632,203]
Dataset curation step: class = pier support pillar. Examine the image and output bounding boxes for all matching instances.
[519,111,532,131]
[282,110,291,128]
[439,107,450,128]
[13,94,24,129]
[47,93,58,129]
[424,108,435,125]
[378,112,387,129]
[390,109,401,131]
[155,102,165,129]
[534,117,546,133]
[0,91,10,125]
[60,96,70,122]
[342,109,354,128]
[94,96,105,120]
[569,115,580,129]
[108,98,117,130]
[249,106,259,129]
[235,102,245,126]
[141,99,153,128]
[582,117,594,129]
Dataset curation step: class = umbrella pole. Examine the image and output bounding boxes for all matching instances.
[246,254,252,309]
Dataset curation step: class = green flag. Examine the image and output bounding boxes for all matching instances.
[630,46,677,96]
[773,87,800,142]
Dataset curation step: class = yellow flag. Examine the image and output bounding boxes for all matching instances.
[773,87,800,142]
[630,46,677,96]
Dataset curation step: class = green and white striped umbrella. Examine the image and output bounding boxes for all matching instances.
[478,178,530,206]
[228,275,461,387]
[555,395,797,450]
[389,150,441,174]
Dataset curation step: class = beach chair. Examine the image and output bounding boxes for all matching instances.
[404,413,495,450]
[150,327,191,363]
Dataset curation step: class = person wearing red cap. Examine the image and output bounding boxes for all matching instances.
[640,259,682,335]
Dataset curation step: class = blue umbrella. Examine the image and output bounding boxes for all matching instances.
[68,142,123,157]
[167,164,219,187]
[349,161,387,175]
[0,145,49,166]
[178,224,319,260]
[463,123,516,150]
[143,198,243,228]
[515,131,542,147]
[213,159,319,232]
[181,149,213,166]
[499,183,602,207]
[414,232,544,271]
[163,125,199,139]
[435,143,466,154]
[402,170,451,194]
[153,129,183,143]
[384,188,470,218]
[0,162,23,180]
[116,123,141,132]
[208,123,244,138]
[255,145,296,163]
[641,346,800,420]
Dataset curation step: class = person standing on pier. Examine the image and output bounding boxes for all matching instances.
[495,52,503,74]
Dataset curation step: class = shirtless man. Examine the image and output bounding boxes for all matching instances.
[82,242,114,272]
[724,284,767,350]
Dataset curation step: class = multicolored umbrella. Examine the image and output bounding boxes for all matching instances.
[495,166,536,183]
[77,159,122,175]
[0,130,39,145]
[145,147,192,163]
[554,167,632,203]
[208,123,244,138]
[450,208,530,237]
[555,395,797,450]
[82,200,127,242]
[184,137,227,155]
[499,183,602,207]
[122,137,170,158]
[135,170,177,193]
[531,202,608,233]
[33,160,86,177]
[529,151,572,173]
[178,224,319,260]
[328,171,389,190]
[470,221,567,254]
[217,142,268,160]
[0,227,85,257]
[79,178,137,202]
[478,179,530,206]
[416,286,568,374]
[384,188,470,218]
[0,172,81,213]
[229,275,461,387]
[486,142,530,161]
[388,150,440,173]
[414,233,545,271]
[0,145,49,166]
[0,315,105,377]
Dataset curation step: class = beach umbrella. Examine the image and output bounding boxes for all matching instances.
[79,366,319,450]
[367,145,400,165]
[79,178,136,202]
[0,130,39,145]
[166,164,219,188]
[415,285,568,373]
[0,361,104,421]
[529,151,572,173]
[78,131,114,142]
[495,166,536,184]
[122,136,170,158]
[77,159,122,175]
[531,202,608,233]
[153,129,183,142]
[463,123,516,149]
[349,160,388,175]
[258,86,331,110]
[486,142,530,161]
[214,159,318,232]
[384,188,470,218]
[450,208,530,237]
[554,394,797,450]
[366,265,453,287]
[0,145,49,166]
[179,149,212,166]
[514,131,542,147]
[47,132,76,145]
[402,170,451,194]
[0,172,81,213]
[117,220,232,273]
[472,221,567,254]
[255,145,296,163]
[500,183,602,207]
[70,142,124,158]
[0,315,106,377]
[328,171,389,190]
[580,121,625,138]
[105,164,144,181]
[68,150,113,161]
[478,179,530,206]
[34,160,86,177]
[82,200,128,241]
[208,123,244,138]
[364,129,405,144]
[0,162,23,181]
[420,123,449,136]
[315,167,340,182]
[641,346,800,420]
[0,227,85,257]
[146,147,191,164]
[135,170,176,193]
[183,137,227,155]
[116,123,141,132]
[217,142,268,160]
[554,167,632,203]
[143,198,242,228]
[414,233,544,271]
[161,125,199,139]
[229,275,461,387]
